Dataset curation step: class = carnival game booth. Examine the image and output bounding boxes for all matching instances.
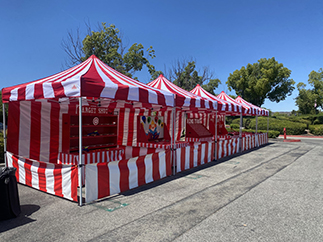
[235,95,269,148]
[147,75,220,173]
[2,55,178,205]
[190,85,244,159]
[217,91,269,154]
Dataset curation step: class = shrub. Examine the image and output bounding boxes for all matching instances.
[309,125,323,136]
[229,128,280,138]
[249,117,306,135]
[230,123,240,129]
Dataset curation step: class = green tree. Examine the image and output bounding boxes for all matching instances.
[295,83,316,114]
[62,22,159,80]
[308,68,323,109]
[226,57,295,106]
[295,68,323,114]
[167,59,221,93]
[0,91,8,124]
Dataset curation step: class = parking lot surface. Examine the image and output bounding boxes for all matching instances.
[1,138,323,241]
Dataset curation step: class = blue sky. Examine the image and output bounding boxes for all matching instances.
[1,0,322,111]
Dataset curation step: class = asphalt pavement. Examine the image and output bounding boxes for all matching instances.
[1,138,323,242]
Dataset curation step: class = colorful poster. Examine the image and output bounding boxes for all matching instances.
[140,116,164,140]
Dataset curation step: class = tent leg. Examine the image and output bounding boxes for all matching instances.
[171,107,176,175]
[214,111,217,161]
[78,97,83,206]
[2,103,7,167]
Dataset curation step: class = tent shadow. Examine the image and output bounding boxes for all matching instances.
[0,204,40,233]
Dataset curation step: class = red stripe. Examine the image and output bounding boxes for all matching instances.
[189,145,194,168]
[136,155,146,186]
[197,144,202,166]
[104,150,108,162]
[181,147,185,171]
[12,154,20,183]
[38,162,47,192]
[34,83,44,100]
[97,163,110,199]
[165,150,172,176]
[71,165,78,201]
[138,88,149,105]
[29,101,41,160]
[81,61,105,97]
[24,158,32,186]
[127,110,135,146]
[53,165,63,197]
[204,143,209,164]
[49,102,60,163]
[119,159,130,192]
[147,148,155,155]
[152,152,160,181]
[177,111,182,141]
[7,102,20,155]
[90,152,93,164]
[118,110,125,145]
[132,147,140,158]
[18,87,26,101]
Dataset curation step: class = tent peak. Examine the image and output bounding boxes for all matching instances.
[158,74,164,78]
[89,55,98,59]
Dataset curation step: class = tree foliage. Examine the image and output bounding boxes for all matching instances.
[166,59,221,94]
[62,22,159,80]
[226,57,295,106]
[295,68,323,114]
[0,91,8,124]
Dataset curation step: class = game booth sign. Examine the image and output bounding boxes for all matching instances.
[2,56,268,205]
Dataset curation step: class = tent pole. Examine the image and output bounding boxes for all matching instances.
[239,111,242,152]
[267,115,269,133]
[2,103,7,167]
[256,114,259,147]
[214,111,218,161]
[78,97,83,206]
[171,107,176,175]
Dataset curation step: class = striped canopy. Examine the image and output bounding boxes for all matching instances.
[147,74,217,110]
[190,84,241,115]
[235,96,269,116]
[2,55,174,108]
[216,91,244,114]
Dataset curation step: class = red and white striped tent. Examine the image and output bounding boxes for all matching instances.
[2,55,174,108]
[190,84,240,115]
[235,96,269,116]
[147,74,218,111]
[217,91,245,115]
[2,55,177,205]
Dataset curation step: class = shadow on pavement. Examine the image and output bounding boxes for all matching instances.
[0,204,40,233]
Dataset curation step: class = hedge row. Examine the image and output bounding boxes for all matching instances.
[309,125,323,136]
[232,117,307,135]
[228,128,280,138]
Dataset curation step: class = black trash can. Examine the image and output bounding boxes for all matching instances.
[0,167,21,220]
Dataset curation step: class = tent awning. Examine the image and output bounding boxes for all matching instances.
[190,84,241,115]
[216,91,245,114]
[235,96,269,116]
[2,55,175,108]
[148,75,217,111]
